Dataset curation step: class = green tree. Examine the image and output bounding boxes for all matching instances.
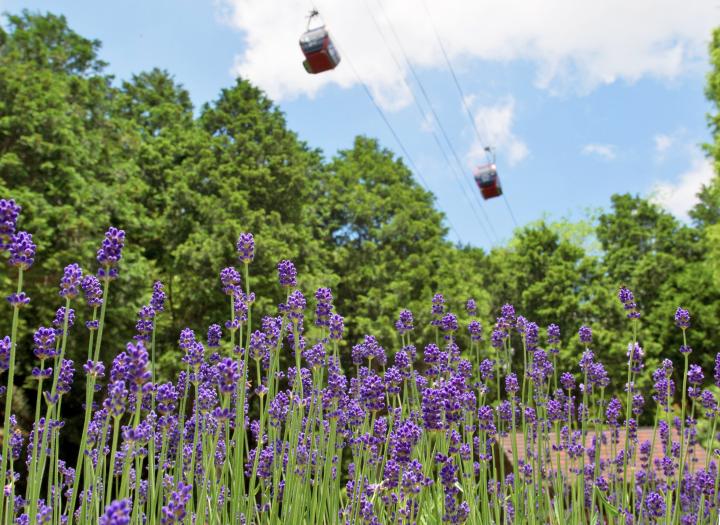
[313,136,455,347]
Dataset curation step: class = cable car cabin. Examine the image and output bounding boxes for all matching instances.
[299,26,341,74]
[473,164,502,200]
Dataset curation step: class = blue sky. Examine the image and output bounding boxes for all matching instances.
[2,0,717,249]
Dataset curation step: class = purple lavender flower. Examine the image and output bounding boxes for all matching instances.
[700,390,718,416]
[645,491,665,519]
[133,306,155,343]
[216,357,240,394]
[269,391,291,427]
[207,324,222,348]
[81,274,103,307]
[394,349,411,372]
[236,232,255,264]
[155,382,178,415]
[490,328,505,349]
[52,306,75,336]
[32,367,52,380]
[329,313,344,341]
[395,309,414,335]
[0,336,10,373]
[530,349,553,385]
[466,298,477,316]
[8,231,35,270]
[440,313,458,332]
[618,286,640,319]
[422,387,444,431]
[248,331,268,362]
[83,360,105,381]
[160,482,192,524]
[661,358,673,377]
[515,315,528,335]
[151,281,166,312]
[57,359,74,396]
[100,498,131,525]
[179,328,195,348]
[606,397,622,425]
[501,304,515,320]
[9,415,23,461]
[587,362,610,390]
[579,352,596,379]
[653,374,675,412]
[359,367,385,412]
[479,358,494,381]
[37,501,52,524]
[220,267,241,295]
[104,381,128,418]
[384,366,403,395]
[422,343,442,365]
[468,320,482,342]
[6,292,30,308]
[96,227,125,281]
[182,340,205,370]
[632,393,645,415]
[560,372,575,391]
[125,341,151,391]
[303,343,325,369]
[547,399,563,422]
[258,317,280,351]
[627,342,645,372]
[687,364,704,385]
[578,325,592,345]
[33,327,57,361]
[673,306,690,330]
[547,324,560,353]
[277,259,297,288]
[58,263,83,299]
[314,287,333,328]
[525,321,539,350]
[287,289,306,323]
[352,335,386,366]
[505,373,519,395]
[0,198,21,251]
[431,294,445,315]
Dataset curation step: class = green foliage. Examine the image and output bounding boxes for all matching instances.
[2,11,720,417]
[313,136,451,343]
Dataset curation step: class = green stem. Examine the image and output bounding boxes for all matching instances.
[0,268,23,520]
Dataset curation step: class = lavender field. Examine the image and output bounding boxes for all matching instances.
[0,198,718,524]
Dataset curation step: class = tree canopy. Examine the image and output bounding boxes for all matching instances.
[2,11,720,418]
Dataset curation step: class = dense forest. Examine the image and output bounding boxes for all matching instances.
[2,10,720,426]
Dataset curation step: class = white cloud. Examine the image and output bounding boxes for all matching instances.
[652,128,689,162]
[582,143,616,161]
[215,0,717,108]
[466,97,528,167]
[654,134,673,154]
[651,157,716,220]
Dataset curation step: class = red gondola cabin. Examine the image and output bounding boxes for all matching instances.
[299,24,341,74]
[473,163,502,200]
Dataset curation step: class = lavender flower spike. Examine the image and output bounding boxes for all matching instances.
[8,231,36,270]
[277,259,297,288]
[151,280,166,312]
[96,227,126,281]
[0,198,21,251]
[236,232,255,264]
[59,263,83,299]
[674,307,690,330]
[100,498,132,525]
